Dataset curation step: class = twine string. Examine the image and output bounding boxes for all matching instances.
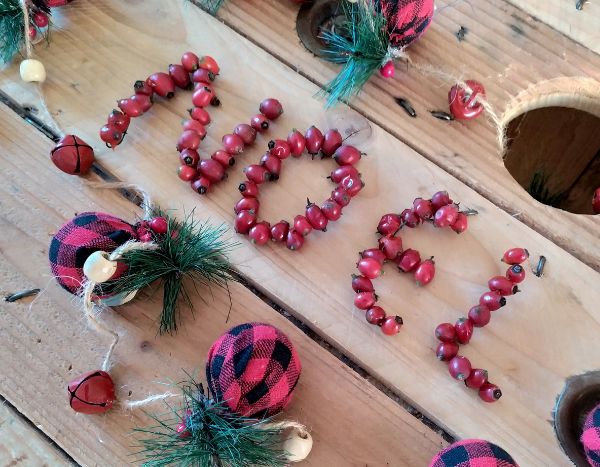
[85,181,154,220]
[19,0,32,58]
[121,392,178,410]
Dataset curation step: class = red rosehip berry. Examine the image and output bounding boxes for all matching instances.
[294,215,313,237]
[177,130,201,151]
[305,126,324,155]
[396,248,421,273]
[465,369,488,389]
[244,164,270,184]
[479,291,506,311]
[193,86,218,108]
[479,382,502,402]
[234,210,257,234]
[130,93,153,113]
[180,148,200,167]
[183,119,207,138]
[270,221,290,243]
[192,68,215,85]
[434,204,459,228]
[361,248,386,265]
[378,235,403,260]
[260,153,282,179]
[379,60,395,78]
[234,124,257,145]
[118,98,143,118]
[329,166,359,184]
[357,257,382,280]
[107,110,130,133]
[248,222,271,245]
[188,107,211,125]
[33,11,49,27]
[502,247,529,265]
[286,229,304,251]
[377,213,402,236]
[191,177,211,194]
[146,72,176,98]
[414,257,435,286]
[199,55,220,75]
[181,51,200,72]
[431,190,452,211]
[168,64,191,89]
[176,421,191,439]
[488,276,519,296]
[321,129,343,157]
[100,125,123,148]
[211,150,235,168]
[239,180,259,197]
[354,291,377,310]
[366,306,386,325]
[222,133,245,155]
[306,200,328,231]
[198,159,225,182]
[506,264,525,283]
[381,316,403,335]
[149,217,168,234]
[341,174,364,197]
[259,98,283,120]
[351,274,374,293]
[435,323,456,343]
[177,165,198,182]
[234,197,259,215]
[331,186,351,207]
[268,139,291,159]
[334,145,362,166]
[450,212,468,234]
[455,317,474,344]
[321,199,343,221]
[287,130,306,157]
[251,114,269,132]
[134,80,154,96]
[413,198,434,219]
[400,208,421,228]
[436,342,459,361]
[468,305,491,327]
[448,356,472,381]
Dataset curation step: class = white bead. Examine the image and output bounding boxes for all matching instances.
[83,251,117,283]
[282,429,313,462]
[19,59,46,83]
[100,290,137,307]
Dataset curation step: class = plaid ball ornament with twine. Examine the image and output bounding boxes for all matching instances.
[582,403,600,467]
[429,439,518,467]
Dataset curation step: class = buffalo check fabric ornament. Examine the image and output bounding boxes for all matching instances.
[429,439,518,467]
[582,403,600,467]
[49,212,137,295]
[206,322,302,417]
[381,0,435,48]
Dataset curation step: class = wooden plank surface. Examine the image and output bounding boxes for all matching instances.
[0,1,599,465]
[0,105,444,465]
[213,0,600,269]
[0,402,72,467]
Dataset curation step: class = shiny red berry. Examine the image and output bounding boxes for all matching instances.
[100,125,123,148]
[149,217,168,234]
[182,120,207,139]
[378,235,402,260]
[413,198,434,219]
[178,165,198,181]
[192,86,216,108]
[352,274,374,293]
[506,265,525,283]
[239,180,259,197]
[455,317,474,344]
[479,291,506,311]
[381,316,403,335]
[361,248,386,265]
[134,80,153,96]
[211,150,235,167]
[306,200,328,231]
[180,148,200,166]
[293,215,313,236]
[168,64,191,89]
[357,257,382,280]
[222,133,245,155]
[341,174,364,197]
[396,249,421,273]
[234,210,257,234]
[488,276,519,296]
[271,221,290,242]
[330,166,359,184]
[321,129,343,157]
[177,130,201,151]
[260,153,282,179]
[435,323,456,343]
[118,98,143,118]
[130,93,153,113]
[188,107,211,125]
[434,204,459,228]
[468,305,491,327]
[305,126,324,155]
[366,306,386,325]
[259,98,283,120]
[502,247,529,265]
[331,186,351,207]
[244,164,269,184]
[146,72,176,98]
[192,68,215,85]
[249,222,271,245]
[414,258,435,286]
[400,208,421,228]
[465,369,488,389]
[234,124,257,145]
[286,229,304,251]
[287,130,306,157]
[333,145,362,166]
[268,139,291,159]
[181,51,200,72]
[191,177,211,194]
[450,212,468,234]
[436,342,459,361]
[479,383,502,402]
[199,159,225,182]
[431,190,452,211]
[250,114,269,132]
[33,11,49,27]
[199,56,219,74]
[321,199,342,221]
[448,356,472,381]
[234,197,259,215]
[107,110,130,133]
[354,292,377,310]
[377,213,402,236]
[379,60,395,78]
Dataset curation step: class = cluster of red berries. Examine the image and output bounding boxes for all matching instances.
[351,190,472,336]
[180,98,283,195]
[234,128,364,251]
[435,247,529,403]
[134,216,170,242]
[99,51,220,151]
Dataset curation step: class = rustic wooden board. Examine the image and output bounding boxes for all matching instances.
[0,403,72,466]
[212,0,600,269]
[0,1,599,465]
[0,106,444,466]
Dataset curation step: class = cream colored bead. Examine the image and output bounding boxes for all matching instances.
[100,290,138,307]
[282,429,313,462]
[19,59,46,83]
[83,251,118,283]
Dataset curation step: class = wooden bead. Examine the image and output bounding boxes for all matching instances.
[282,429,313,462]
[19,59,46,83]
[83,251,117,283]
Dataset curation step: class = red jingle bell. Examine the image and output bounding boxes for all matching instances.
[448,80,486,120]
[67,370,116,414]
[50,135,95,175]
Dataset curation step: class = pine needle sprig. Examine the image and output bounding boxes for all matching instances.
[110,209,238,334]
[319,1,390,107]
[0,0,25,63]
[134,378,289,467]
[189,0,226,16]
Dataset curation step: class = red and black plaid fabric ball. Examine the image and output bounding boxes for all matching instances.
[49,212,137,295]
[206,322,302,418]
[378,0,435,48]
[429,439,518,467]
[581,403,600,467]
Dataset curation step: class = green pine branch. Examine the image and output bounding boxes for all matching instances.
[0,0,25,63]
[191,0,226,16]
[134,377,289,467]
[110,209,238,334]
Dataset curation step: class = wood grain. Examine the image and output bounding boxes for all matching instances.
[0,105,444,466]
[0,402,72,467]
[0,1,599,464]
[212,0,600,268]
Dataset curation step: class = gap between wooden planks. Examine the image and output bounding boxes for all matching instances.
[0,105,445,466]
[0,1,599,464]
[214,0,600,270]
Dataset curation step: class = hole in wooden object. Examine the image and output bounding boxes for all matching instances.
[553,371,600,466]
[296,0,346,58]
[501,78,600,215]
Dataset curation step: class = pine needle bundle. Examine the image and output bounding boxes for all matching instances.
[0,0,50,63]
[134,378,289,467]
[110,210,237,334]
[191,0,226,16]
